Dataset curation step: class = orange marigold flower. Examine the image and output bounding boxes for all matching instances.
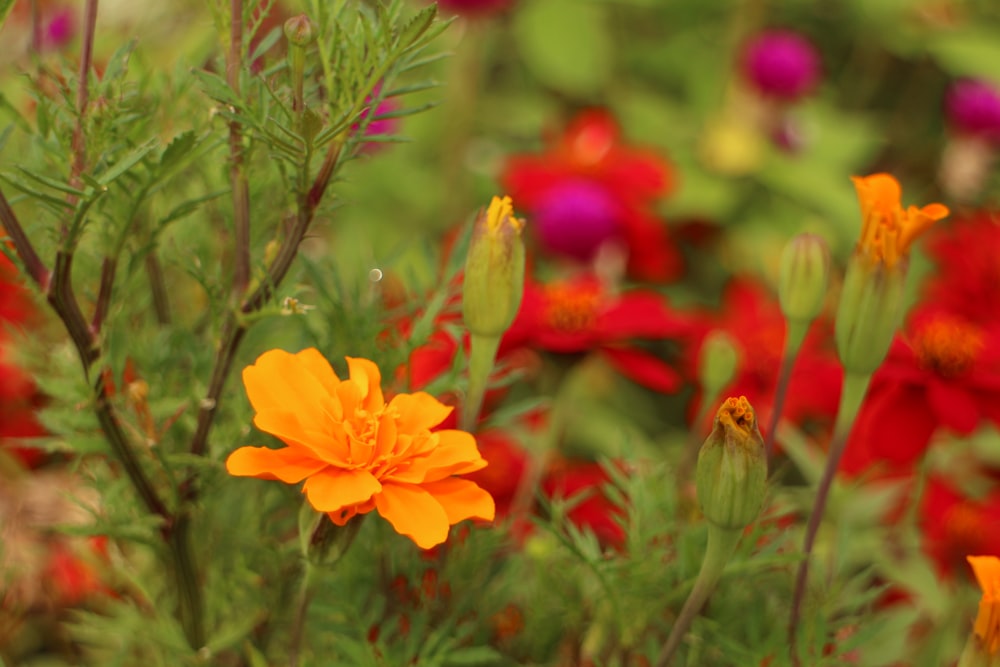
[851,173,949,268]
[226,349,496,549]
[968,555,1000,655]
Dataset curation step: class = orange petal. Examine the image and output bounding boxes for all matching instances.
[423,477,496,523]
[346,357,385,412]
[302,469,382,513]
[297,348,341,393]
[242,349,336,432]
[374,482,450,549]
[252,410,350,465]
[392,430,487,483]
[969,556,1000,599]
[226,445,326,483]
[388,392,453,433]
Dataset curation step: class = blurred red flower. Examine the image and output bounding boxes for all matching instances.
[502,273,697,392]
[502,110,681,282]
[921,476,1000,576]
[842,307,1000,476]
[692,279,840,440]
[924,210,1000,324]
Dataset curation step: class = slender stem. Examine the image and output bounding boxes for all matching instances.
[91,256,116,334]
[168,515,205,649]
[188,140,342,461]
[228,0,251,298]
[30,0,42,53]
[461,333,501,432]
[764,320,809,457]
[288,563,315,667]
[145,252,172,325]
[676,389,720,485]
[655,524,742,667]
[70,0,99,194]
[0,188,50,287]
[787,371,871,666]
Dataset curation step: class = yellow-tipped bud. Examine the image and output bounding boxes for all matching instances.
[696,396,767,531]
[778,233,831,324]
[835,174,948,376]
[698,330,740,398]
[462,196,526,338]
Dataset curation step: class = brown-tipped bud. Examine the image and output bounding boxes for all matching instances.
[778,233,831,324]
[698,330,740,398]
[284,15,317,47]
[462,196,526,338]
[696,396,767,531]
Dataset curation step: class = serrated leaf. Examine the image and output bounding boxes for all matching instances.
[396,5,437,50]
[97,138,159,186]
[192,69,243,107]
[159,131,196,170]
[100,40,137,88]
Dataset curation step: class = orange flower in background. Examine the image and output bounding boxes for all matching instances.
[968,555,1000,655]
[851,173,949,268]
[226,349,496,549]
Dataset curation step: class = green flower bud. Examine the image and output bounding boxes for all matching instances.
[462,196,526,338]
[778,233,831,324]
[698,330,740,397]
[696,396,767,531]
[284,14,316,47]
[834,254,908,376]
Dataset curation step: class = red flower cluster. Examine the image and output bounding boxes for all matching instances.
[502,110,681,282]
[0,253,45,468]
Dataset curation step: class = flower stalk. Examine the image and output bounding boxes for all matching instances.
[657,396,766,666]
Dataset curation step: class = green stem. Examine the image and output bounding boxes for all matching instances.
[461,333,501,432]
[787,370,871,667]
[169,514,205,650]
[288,562,315,667]
[764,319,809,457]
[655,524,743,667]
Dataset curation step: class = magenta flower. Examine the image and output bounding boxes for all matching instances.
[741,30,820,101]
[533,179,621,260]
[945,79,1000,143]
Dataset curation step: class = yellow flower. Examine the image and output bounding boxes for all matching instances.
[226,349,496,549]
[851,173,949,268]
[969,555,1000,655]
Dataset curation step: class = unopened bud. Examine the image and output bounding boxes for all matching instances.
[778,233,830,324]
[462,196,526,338]
[696,396,767,531]
[284,15,316,47]
[698,330,740,398]
[834,254,907,376]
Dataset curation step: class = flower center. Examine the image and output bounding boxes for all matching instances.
[944,502,985,558]
[717,395,755,434]
[912,314,984,377]
[542,282,601,333]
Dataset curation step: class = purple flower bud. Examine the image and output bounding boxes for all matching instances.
[43,8,75,51]
[533,180,621,260]
[945,79,1000,142]
[741,30,820,101]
